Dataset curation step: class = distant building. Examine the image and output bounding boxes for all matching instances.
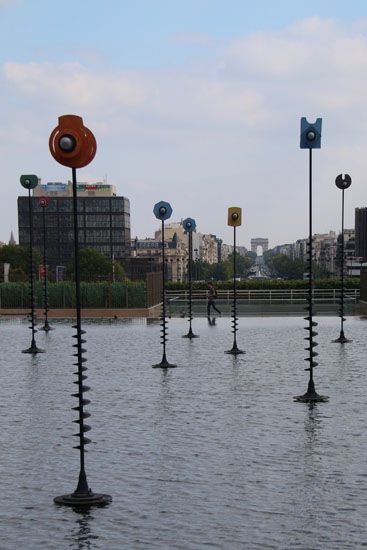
[9,231,16,245]
[355,207,367,259]
[130,233,187,282]
[18,181,130,277]
[272,243,295,259]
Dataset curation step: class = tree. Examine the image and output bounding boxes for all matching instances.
[227,253,252,277]
[0,244,42,281]
[245,251,257,263]
[265,253,305,279]
[65,248,126,282]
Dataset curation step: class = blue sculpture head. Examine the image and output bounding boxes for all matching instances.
[300,117,322,149]
[153,201,172,221]
[182,217,196,233]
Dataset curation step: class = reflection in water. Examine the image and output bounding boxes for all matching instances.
[304,402,322,448]
[70,509,98,549]
[299,403,325,530]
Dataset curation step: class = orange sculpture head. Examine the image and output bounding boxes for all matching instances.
[49,114,97,168]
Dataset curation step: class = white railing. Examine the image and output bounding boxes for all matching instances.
[166,288,360,305]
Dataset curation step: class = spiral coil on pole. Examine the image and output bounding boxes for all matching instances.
[153,216,176,368]
[304,239,318,377]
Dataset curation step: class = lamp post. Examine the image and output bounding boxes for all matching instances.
[20,175,44,354]
[49,115,111,508]
[152,201,176,368]
[333,174,352,344]
[294,117,328,403]
[182,218,198,339]
[225,207,244,355]
[38,196,54,332]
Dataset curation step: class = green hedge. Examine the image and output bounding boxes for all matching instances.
[0,281,146,309]
[167,277,360,291]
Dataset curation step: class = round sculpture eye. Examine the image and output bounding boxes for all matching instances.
[59,134,76,152]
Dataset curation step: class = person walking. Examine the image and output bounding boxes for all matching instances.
[207,281,221,317]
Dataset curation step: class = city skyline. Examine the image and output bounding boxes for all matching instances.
[2,1,367,248]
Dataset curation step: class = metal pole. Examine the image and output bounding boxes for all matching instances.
[225,224,244,355]
[40,205,53,331]
[333,180,352,344]
[183,229,198,338]
[22,189,44,354]
[307,147,315,391]
[72,167,89,495]
[295,148,327,402]
[340,189,345,336]
[153,218,176,367]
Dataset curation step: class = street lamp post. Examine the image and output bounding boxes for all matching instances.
[333,174,352,344]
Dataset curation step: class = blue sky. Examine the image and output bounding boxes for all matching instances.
[2,0,367,247]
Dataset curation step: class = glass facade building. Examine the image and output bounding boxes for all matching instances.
[17,196,131,275]
[355,207,367,260]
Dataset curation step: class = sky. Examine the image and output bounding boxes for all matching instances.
[1,0,367,249]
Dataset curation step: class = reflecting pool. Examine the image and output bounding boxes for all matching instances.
[1,315,366,549]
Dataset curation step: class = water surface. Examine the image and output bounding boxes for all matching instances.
[0,315,366,549]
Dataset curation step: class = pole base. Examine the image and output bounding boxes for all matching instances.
[39,324,55,332]
[332,334,352,344]
[22,345,45,354]
[294,391,329,403]
[225,342,245,355]
[225,348,245,355]
[54,490,112,508]
[182,332,199,339]
[152,361,177,368]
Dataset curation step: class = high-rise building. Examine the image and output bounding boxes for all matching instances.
[18,181,130,277]
[355,207,367,259]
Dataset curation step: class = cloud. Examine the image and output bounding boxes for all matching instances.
[2,62,147,109]
[2,16,367,245]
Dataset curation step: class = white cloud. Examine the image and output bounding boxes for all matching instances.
[2,17,367,246]
[2,62,147,109]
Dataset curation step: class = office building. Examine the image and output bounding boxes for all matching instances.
[355,207,367,259]
[18,181,130,278]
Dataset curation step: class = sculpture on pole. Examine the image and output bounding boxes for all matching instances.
[333,174,352,344]
[152,201,177,368]
[182,217,198,339]
[20,174,44,354]
[294,118,328,403]
[50,114,111,508]
[38,196,54,332]
[225,207,244,355]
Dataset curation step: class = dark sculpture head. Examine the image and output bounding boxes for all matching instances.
[335,174,352,190]
[20,174,38,190]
